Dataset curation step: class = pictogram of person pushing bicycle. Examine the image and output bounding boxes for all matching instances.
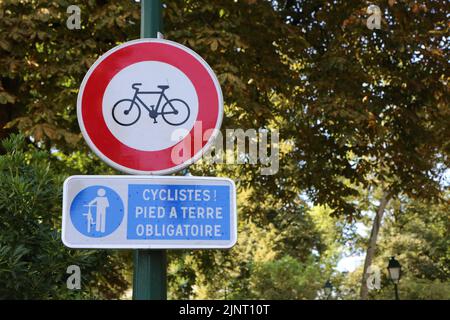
[112,83,191,127]
[83,188,110,234]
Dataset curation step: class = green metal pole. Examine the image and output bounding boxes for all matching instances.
[132,0,167,300]
[132,249,167,300]
[141,0,162,38]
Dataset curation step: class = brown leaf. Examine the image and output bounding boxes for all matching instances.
[210,39,219,51]
[33,126,44,141]
[42,124,60,140]
[62,132,81,145]
[0,39,11,51]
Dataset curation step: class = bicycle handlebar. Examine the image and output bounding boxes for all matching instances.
[132,83,142,90]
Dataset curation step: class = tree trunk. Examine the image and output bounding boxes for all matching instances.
[360,190,391,300]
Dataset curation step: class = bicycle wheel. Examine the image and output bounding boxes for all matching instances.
[162,99,190,126]
[112,99,141,126]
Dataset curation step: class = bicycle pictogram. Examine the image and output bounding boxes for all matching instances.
[112,83,191,126]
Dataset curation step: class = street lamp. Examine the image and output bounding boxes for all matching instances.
[324,280,333,300]
[387,256,401,300]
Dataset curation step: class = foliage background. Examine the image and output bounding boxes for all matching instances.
[0,0,448,299]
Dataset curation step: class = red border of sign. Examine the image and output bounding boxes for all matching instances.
[77,39,223,174]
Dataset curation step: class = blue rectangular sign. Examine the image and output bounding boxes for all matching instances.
[127,184,231,240]
[62,176,237,249]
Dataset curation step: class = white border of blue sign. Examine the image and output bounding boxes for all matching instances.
[62,175,237,249]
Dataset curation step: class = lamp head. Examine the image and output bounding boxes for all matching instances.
[387,256,401,283]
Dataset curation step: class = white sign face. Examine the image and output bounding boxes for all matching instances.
[62,176,237,249]
[102,61,199,151]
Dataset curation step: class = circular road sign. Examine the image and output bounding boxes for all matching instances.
[77,39,223,175]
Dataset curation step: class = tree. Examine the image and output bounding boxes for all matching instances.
[248,255,323,300]
[0,134,129,299]
[1,0,447,299]
[339,194,449,300]
[0,0,140,151]
[1,0,316,298]
[373,194,450,299]
[279,0,449,298]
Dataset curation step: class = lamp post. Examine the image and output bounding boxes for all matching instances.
[387,256,401,300]
[324,280,333,300]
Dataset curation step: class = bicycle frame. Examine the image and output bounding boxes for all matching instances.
[112,84,190,127]
[130,89,175,114]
